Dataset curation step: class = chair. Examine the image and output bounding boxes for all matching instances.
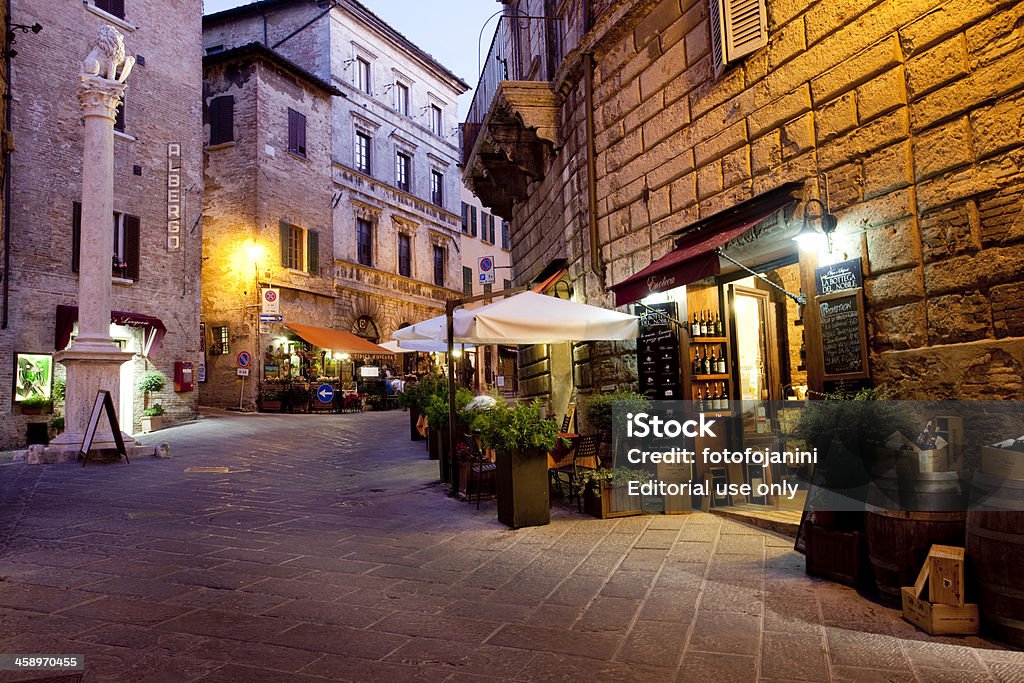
[550,433,601,512]
[464,433,496,509]
[560,403,576,434]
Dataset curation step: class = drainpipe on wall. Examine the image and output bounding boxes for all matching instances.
[584,51,602,281]
[1,0,13,329]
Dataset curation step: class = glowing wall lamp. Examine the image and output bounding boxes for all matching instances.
[793,198,838,252]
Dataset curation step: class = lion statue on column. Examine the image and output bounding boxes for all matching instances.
[81,25,135,83]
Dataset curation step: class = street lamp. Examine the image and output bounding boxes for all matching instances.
[793,198,838,252]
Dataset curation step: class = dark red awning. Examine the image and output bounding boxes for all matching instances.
[611,183,802,307]
[611,219,762,306]
[55,305,167,356]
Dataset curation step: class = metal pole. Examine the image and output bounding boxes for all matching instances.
[446,300,457,496]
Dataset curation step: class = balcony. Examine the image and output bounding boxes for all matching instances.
[461,14,563,220]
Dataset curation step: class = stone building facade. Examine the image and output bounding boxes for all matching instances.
[464,0,1024,407]
[202,0,468,408]
[0,0,203,448]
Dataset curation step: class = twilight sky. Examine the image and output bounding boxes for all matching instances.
[202,0,498,117]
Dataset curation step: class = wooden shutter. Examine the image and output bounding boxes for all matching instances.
[709,0,767,76]
[288,109,306,156]
[463,266,472,296]
[124,214,141,281]
[279,221,290,266]
[72,202,81,273]
[210,96,234,145]
[724,0,768,62]
[306,229,319,276]
[96,0,125,19]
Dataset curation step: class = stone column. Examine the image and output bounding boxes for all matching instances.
[50,28,137,459]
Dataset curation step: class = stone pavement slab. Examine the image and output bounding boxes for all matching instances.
[0,409,1020,682]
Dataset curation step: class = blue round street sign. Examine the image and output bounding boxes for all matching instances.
[480,257,493,271]
[237,351,252,368]
[316,384,335,403]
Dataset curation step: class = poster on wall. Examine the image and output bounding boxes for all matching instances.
[635,302,682,400]
[14,353,53,402]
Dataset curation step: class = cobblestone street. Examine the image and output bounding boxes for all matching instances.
[0,410,1020,682]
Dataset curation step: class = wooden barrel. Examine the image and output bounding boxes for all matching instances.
[967,472,1024,648]
[866,471,968,606]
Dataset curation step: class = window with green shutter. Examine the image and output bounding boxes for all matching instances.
[306,229,319,276]
[462,266,472,296]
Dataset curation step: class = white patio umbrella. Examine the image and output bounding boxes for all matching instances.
[395,338,475,354]
[378,340,415,354]
[453,291,638,343]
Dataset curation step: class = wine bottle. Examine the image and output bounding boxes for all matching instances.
[716,346,726,374]
[709,347,718,373]
[720,383,729,411]
[691,312,699,338]
[712,385,722,411]
[692,351,702,376]
[702,348,711,375]
[715,312,723,336]
[696,387,705,413]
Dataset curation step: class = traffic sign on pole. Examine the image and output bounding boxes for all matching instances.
[316,384,335,403]
[478,256,495,285]
[237,351,252,368]
[259,314,283,323]
[261,288,280,314]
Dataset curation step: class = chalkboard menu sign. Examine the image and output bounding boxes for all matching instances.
[636,302,682,400]
[817,288,869,380]
[815,258,863,295]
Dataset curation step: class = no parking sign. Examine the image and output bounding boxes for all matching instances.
[478,256,495,285]
[261,288,280,314]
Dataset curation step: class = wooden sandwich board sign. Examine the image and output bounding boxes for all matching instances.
[79,390,129,465]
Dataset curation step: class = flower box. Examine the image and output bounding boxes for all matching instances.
[141,415,162,433]
[583,482,644,519]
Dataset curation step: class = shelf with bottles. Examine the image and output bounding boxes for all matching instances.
[689,342,729,377]
[692,380,732,414]
[688,309,725,339]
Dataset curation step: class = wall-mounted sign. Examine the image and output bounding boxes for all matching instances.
[261,288,280,315]
[237,351,252,368]
[815,257,862,295]
[818,288,869,381]
[167,143,182,253]
[14,353,52,402]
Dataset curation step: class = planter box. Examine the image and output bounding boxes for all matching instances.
[495,446,549,529]
[260,400,282,412]
[141,415,162,434]
[583,482,644,519]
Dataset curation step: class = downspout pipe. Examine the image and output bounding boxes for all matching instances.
[2,0,13,329]
[584,51,601,279]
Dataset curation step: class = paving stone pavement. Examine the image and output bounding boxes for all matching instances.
[0,409,1020,682]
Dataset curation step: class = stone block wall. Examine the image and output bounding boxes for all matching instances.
[500,0,1024,400]
[0,0,203,448]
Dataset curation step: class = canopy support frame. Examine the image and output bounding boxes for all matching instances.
[446,284,530,496]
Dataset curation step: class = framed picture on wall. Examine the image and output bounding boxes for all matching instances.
[14,353,53,402]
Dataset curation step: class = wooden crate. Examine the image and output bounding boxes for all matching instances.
[982,446,1024,479]
[806,525,867,587]
[901,544,978,636]
[901,588,978,636]
[928,545,965,607]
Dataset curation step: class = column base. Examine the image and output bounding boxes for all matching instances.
[55,346,136,456]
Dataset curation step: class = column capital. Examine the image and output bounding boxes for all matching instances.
[78,75,126,121]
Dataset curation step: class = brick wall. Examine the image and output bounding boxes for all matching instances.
[500,0,1024,400]
[0,0,203,448]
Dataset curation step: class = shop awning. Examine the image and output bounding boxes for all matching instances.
[285,323,393,357]
[55,304,167,357]
[610,183,802,307]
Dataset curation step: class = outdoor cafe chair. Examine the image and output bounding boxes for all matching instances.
[464,432,496,510]
[550,433,601,512]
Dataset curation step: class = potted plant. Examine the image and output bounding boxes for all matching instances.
[477,399,560,529]
[578,467,651,519]
[398,374,441,441]
[259,384,283,412]
[49,415,65,438]
[139,370,166,421]
[582,390,649,461]
[19,395,52,415]
[422,386,473,481]
[141,403,164,433]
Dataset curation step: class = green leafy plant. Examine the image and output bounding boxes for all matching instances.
[582,391,650,433]
[139,371,166,394]
[576,467,652,497]
[422,386,474,429]
[143,403,164,417]
[476,399,560,453]
[397,373,444,410]
[259,384,283,401]
[52,378,66,405]
[20,395,52,410]
[49,416,65,433]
